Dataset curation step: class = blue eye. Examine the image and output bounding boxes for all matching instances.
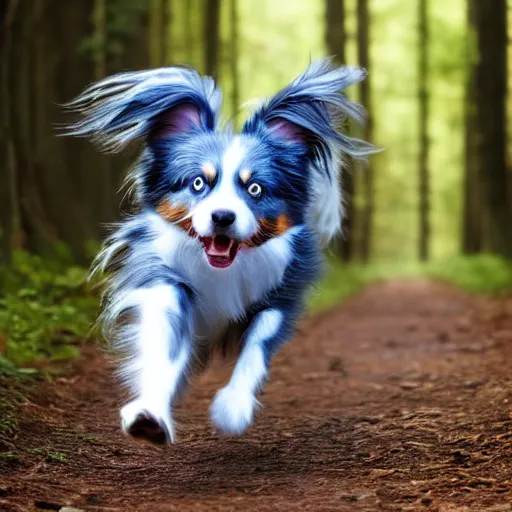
[191,176,205,193]
[247,183,262,198]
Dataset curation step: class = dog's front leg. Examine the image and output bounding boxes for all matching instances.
[210,307,289,435]
[116,283,193,444]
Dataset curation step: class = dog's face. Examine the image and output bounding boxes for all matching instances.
[144,107,311,268]
[66,61,372,265]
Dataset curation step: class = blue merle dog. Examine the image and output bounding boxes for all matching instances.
[65,58,373,445]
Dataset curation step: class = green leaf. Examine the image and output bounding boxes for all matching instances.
[50,345,81,362]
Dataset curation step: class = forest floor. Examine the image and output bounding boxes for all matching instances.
[1,279,511,511]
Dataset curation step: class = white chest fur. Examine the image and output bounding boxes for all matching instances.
[147,213,294,336]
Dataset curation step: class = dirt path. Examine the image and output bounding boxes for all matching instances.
[1,280,511,511]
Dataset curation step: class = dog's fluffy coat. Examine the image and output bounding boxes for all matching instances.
[65,58,373,444]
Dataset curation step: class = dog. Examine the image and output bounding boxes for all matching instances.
[65,58,373,444]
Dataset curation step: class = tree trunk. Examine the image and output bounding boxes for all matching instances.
[325,0,354,262]
[149,0,164,67]
[93,0,107,79]
[0,1,151,263]
[93,0,115,223]
[417,0,430,261]
[9,0,61,256]
[185,0,193,63]
[462,0,483,254]
[325,0,346,65]
[473,0,511,257]
[161,0,171,65]
[229,0,239,125]
[204,0,221,79]
[357,0,374,263]
[0,0,22,261]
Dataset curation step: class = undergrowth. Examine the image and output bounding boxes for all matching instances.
[0,251,510,371]
[309,253,512,312]
[0,251,98,375]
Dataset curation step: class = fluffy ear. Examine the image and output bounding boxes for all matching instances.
[62,67,222,153]
[242,57,373,158]
[242,58,378,246]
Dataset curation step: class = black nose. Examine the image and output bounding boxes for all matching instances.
[211,210,236,227]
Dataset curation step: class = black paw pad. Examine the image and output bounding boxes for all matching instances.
[127,412,169,445]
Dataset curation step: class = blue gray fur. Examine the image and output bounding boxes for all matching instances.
[63,58,375,443]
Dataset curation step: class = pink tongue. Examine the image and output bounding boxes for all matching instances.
[207,235,233,257]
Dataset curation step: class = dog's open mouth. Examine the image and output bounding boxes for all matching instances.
[200,235,240,269]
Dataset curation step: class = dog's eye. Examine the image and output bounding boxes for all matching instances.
[192,176,205,193]
[247,183,262,198]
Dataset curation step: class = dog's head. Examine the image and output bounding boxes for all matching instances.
[65,60,373,268]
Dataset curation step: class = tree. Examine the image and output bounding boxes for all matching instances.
[473,0,511,257]
[229,0,239,125]
[357,0,373,263]
[462,0,483,254]
[162,0,171,65]
[149,0,165,67]
[418,0,430,261]
[325,0,354,262]
[0,1,150,263]
[0,0,22,262]
[204,0,221,79]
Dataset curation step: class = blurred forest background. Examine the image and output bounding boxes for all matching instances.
[0,0,511,368]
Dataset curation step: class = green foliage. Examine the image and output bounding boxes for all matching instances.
[28,448,67,463]
[425,254,512,294]
[309,259,422,312]
[0,401,18,439]
[310,254,512,312]
[0,252,98,371]
[76,433,98,444]
[0,384,24,450]
[77,0,147,60]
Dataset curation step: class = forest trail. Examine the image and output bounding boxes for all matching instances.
[1,280,511,511]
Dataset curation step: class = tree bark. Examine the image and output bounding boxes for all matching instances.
[325,0,346,65]
[204,0,221,79]
[357,0,373,263]
[0,0,22,261]
[473,0,511,257]
[462,0,483,254]
[229,0,239,125]
[10,0,61,256]
[0,1,152,263]
[418,0,430,261]
[161,0,171,65]
[325,0,354,262]
[93,0,107,79]
[149,0,163,67]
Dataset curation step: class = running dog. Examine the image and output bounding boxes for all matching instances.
[65,58,373,444]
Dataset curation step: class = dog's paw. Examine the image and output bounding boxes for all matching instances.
[210,386,257,435]
[120,399,174,445]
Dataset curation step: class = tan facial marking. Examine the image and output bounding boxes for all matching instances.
[245,214,293,247]
[156,200,194,233]
[275,214,292,235]
[202,162,217,182]
[239,169,252,184]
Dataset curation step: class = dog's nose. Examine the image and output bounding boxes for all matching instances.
[211,210,236,227]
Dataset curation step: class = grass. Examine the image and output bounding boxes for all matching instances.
[0,383,25,452]
[0,251,98,374]
[27,448,68,463]
[0,250,511,372]
[0,400,19,439]
[310,253,512,312]
[424,254,512,294]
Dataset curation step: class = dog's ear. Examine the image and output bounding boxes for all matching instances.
[242,58,372,158]
[62,67,222,153]
[242,58,378,246]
